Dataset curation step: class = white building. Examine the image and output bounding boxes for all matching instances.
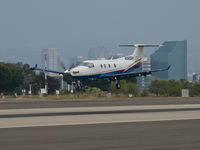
[137,57,152,90]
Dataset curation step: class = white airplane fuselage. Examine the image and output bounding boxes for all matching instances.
[66,56,141,79]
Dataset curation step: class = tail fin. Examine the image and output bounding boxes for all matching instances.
[120,44,161,59]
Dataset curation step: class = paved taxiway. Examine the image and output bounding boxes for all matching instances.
[0,98,200,149]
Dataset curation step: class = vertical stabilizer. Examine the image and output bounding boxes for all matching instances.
[120,44,160,59]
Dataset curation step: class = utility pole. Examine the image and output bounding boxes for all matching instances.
[44,54,48,94]
[60,74,64,89]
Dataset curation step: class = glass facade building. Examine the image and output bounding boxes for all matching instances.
[151,40,187,80]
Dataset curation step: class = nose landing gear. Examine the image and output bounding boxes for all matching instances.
[115,77,121,89]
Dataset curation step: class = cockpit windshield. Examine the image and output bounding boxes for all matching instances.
[79,62,94,68]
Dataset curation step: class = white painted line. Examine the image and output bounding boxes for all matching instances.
[0,110,200,128]
[0,104,200,115]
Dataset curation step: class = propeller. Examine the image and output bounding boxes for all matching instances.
[60,61,67,71]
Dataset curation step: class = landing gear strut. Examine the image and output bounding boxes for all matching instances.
[115,77,121,89]
[77,80,82,90]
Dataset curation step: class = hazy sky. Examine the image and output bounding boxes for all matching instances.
[0,0,200,72]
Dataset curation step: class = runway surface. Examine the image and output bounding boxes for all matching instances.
[1,98,200,149]
[0,104,200,128]
[1,120,200,150]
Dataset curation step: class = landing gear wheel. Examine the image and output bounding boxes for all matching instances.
[116,83,121,89]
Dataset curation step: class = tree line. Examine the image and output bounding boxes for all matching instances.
[1,62,200,97]
[150,79,200,97]
[0,62,60,95]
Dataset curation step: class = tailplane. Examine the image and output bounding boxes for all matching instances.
[120,44,161,59]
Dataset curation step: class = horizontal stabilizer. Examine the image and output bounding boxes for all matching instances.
[119,44,161,47]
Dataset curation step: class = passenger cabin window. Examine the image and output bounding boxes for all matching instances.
[114,64,116,68]
[108,64,111,68]
[79,62,94,68]
[100,64,103,68]
[125,56,134,60]
[104,64,106,68]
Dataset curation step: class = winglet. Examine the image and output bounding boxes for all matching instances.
[160,65,170,71]
[167,65,170,70]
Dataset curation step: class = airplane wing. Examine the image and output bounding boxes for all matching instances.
[101,66,170,79]
[30,64,65,74]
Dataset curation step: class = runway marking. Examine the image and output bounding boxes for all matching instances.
[1,104,200,115]
[0,104,200,128]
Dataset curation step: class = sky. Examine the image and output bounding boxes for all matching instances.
[0,0,199,72]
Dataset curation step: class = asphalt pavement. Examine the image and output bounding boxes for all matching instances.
[1,97,200,109]
[0,97,200,150]
[0,120,200,150]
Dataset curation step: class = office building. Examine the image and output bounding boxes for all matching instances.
[42,48,59,76]
[69,56,85,67]
[88,46,111,60]
[151,40,187,80]
[137,57,152,90]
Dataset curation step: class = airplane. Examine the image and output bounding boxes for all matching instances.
[31,44,170,89]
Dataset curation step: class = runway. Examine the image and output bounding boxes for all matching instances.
[1,120,200,150]
[0,104,200,128]
[1,98,200,149]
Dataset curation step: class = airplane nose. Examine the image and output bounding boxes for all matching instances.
[64,69,71,74]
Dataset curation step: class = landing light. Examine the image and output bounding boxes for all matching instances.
[73,70,79,74]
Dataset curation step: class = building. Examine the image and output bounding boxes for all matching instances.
[69,56,85,67]
[137,57,152,90]
[193,73,200,83]
[88,46,111,60]
[42,48,59,76]
[151,40,187,80]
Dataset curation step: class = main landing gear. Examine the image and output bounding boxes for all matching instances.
[115,77,121,89]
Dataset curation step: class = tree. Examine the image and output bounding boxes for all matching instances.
[149,80,162,96]
[0,63,24,94]
[167,80,182,96]
[32,72,60,94]
[108,80,140,96]
[190,82,200,97]
[141,89,150,96]
[82,79,111,91]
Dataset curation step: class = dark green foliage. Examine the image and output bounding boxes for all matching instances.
[63,74,73,85]
[108,80,140,96]
[0,63,24,93]
[190,82,200,97]
[31,72,60,94]
[141,89,150,96]
[149,79,200,97]
[81,79,111,91]
[0,62,60,95]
